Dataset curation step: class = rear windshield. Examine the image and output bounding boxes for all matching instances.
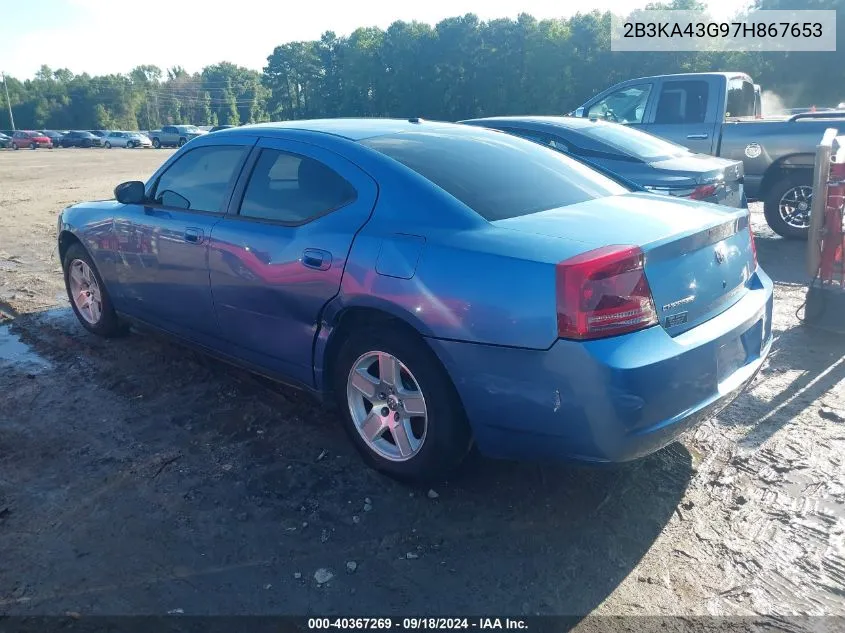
[577,122,687,161]
[360,130,628,221]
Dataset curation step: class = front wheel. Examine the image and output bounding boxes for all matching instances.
[63,243,126,337]
[178,137,187,147]
[764,174,813,240]
[30,142,37,150]
[104,141,111,149]
[126,140,135,149]
[12,143,19,150]
[152,138,161,149]
[333,327,471,482]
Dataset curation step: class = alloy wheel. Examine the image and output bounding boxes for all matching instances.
[779,185,813,229]
[68,259,103,325]
[346,351,428,462]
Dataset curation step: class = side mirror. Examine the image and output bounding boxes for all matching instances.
[114,180,146,204]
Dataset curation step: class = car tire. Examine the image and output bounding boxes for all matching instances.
[63,243,126,338]
[12,143,18,150]
[152,138,161,149]
[126,140,134,149]
[332,326,472,483]
[178,137,187,147]
[764,173,813,240]
[104,141,111,149]
[30,142,37,150]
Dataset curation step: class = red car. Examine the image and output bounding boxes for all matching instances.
[10,130,53,150]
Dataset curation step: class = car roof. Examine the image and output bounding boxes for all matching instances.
[221,118,456,141]
[462,115,620,132]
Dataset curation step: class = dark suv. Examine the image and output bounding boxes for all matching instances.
[61,131,103,148]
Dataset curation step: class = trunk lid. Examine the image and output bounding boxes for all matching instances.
[646,155,744,207]
[494,192,755,335]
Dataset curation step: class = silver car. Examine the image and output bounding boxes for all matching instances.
[103,131,152,149]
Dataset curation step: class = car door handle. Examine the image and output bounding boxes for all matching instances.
[687,133,709,140]
[301,248,331,271]
[184,228,204,244]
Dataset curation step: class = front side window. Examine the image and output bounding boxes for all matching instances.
[152,145,248,212]
[654,80,709,124]
[586,84,652,124]
[239,149,357,223]
[360,129,627,222]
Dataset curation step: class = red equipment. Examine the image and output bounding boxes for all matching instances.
[805,129,845,331]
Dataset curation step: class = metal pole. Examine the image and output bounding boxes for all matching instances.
[1,71,15,131]
[807,128,838,277]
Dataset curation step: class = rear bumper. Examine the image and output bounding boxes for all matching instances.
[427,268,774,463]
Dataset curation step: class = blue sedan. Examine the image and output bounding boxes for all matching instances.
[57,119,773,481]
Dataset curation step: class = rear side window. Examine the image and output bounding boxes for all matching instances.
[360,130,627,221]
[654,80,709,124]
[726,78,756,119]
[239,149,357,223]
[152,145,248,213]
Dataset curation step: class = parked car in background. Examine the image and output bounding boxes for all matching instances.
[57,119,772,481]
[38,130,65,147]
[88,130,108,138]
[148,125,207,148]
[462,116,746,208]
[10,130,53,149]
[103,131,153,149]
[0,132,11,148]
[61,131,103,148]
[209,125,236,133]
[572,72,845,238]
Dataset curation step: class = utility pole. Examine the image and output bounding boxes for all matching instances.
[1,71,14,131]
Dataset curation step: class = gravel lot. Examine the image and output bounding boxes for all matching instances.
[1,149,844,619]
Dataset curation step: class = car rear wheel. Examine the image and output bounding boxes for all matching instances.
[178,137,187,147]
[12,143,18,150]
[764,174,813,240]
[152,138,161,149]
[104,141,111,149]
[29,142,37,150]
[63,243,125,338]
[333,327,471,482]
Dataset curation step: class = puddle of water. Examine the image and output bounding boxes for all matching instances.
[0,324,53,374]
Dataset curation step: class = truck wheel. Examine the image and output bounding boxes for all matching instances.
[152,138,161,149]
[178,137,187,147]
[764,174,813,240]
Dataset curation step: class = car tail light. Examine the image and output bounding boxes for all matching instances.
[556,245,658,340]
[747,215,758,268]
[688,184,717,200]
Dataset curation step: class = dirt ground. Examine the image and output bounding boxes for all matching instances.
[0,148,843,620]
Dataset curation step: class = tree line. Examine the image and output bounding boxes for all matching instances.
[2,0,842,131]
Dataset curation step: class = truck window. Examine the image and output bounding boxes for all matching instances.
[585,84,652,124]
[726,78,756,119]
[654,80,709,124]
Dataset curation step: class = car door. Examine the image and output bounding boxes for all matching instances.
[208,137,378,387]
[115,138,254,340]
[641,77,719,154]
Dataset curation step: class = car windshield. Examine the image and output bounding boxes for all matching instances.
[360,129,628,222]
[180,126,200,133]
[577,122,687,161]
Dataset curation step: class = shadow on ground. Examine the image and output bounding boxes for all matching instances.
[0,307,692,616]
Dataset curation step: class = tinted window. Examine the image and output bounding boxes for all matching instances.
[360,130,627,222]
[239,149,356,223]
[586,84,652,124]
[654,80,709,124]
[726,78,756,118]
[153,145,248,213]
[575,121,687,161]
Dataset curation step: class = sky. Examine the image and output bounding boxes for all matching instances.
[1,0,746,79]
